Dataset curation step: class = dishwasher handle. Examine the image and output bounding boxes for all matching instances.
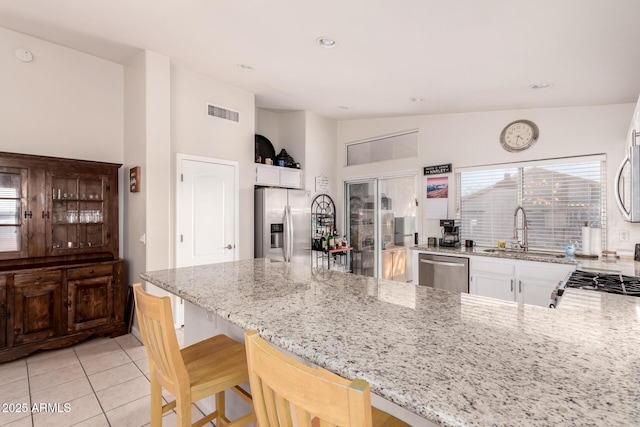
[420,259,466,268]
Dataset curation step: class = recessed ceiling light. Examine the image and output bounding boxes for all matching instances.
[530,83,553,90]
[316,37,337,48]
[338,106,349,110]
[409,97,425,102]
[237,64,253,71]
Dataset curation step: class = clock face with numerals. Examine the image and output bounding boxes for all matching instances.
[500,120,539,152]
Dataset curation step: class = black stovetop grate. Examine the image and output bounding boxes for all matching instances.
[565,271,640,296]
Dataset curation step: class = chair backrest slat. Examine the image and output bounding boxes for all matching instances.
[319,419,336,427]
[245,330,372,427]
[295,409,312,427]
[262,381,280,426]
[275,394,292,425]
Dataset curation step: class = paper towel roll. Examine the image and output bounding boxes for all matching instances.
[582,226,591,255]
[590,227,602,257]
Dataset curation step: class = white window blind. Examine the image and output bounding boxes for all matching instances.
[457,156,606,252]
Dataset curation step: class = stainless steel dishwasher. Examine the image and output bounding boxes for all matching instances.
[418,253,469,293]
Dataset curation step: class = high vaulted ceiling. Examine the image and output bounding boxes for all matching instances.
[2,0,640,119]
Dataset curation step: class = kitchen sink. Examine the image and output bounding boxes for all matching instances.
[483,248,566,259]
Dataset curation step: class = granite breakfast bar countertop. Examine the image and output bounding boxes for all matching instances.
[141,258,640,426]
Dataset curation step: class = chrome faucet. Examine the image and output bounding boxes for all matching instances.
[513,205,528,251]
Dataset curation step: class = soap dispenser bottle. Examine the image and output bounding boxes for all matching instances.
[565,241,576,257]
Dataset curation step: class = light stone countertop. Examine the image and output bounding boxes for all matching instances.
[411,245,640,276]
[141,258,640,427]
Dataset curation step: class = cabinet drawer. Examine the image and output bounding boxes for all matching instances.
[14,270,62,286]
[471,259,515,276]
[518,263,575,281]
[67,264,113,280]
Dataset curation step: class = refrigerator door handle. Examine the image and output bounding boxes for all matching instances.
[283,207,288,262]
[288,205,294,263]
[284,206,291,262]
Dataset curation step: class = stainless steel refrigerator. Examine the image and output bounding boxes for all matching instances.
[255,188,311,265]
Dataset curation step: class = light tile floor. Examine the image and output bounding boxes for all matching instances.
[0,330,214,427]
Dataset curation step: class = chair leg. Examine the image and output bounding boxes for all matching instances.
[176,396,192,427]
[216,391,226,425]
[150,378,163,427]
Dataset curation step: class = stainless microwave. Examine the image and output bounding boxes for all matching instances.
[615,144,640,222]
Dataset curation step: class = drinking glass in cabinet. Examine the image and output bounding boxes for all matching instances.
[67,210,78,223]
[78,210,102,223]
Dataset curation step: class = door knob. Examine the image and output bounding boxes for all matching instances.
[223,244,235,250]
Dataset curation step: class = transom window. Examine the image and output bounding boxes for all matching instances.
[456,155,606,252]
[346,130,418,166]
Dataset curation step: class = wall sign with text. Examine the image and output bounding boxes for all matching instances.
[423,163,452,175]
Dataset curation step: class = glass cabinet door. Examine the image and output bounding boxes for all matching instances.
[0,168,28,259]
[50,175,106,253]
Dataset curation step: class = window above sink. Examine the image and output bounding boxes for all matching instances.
[456,154,606,253]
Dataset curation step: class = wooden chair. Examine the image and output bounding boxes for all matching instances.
[133,283,254,427]
[244,329,410,427]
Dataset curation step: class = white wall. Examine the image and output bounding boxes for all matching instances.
[123,51,172,293]
[145,52,172,272]
[170,65,255,260]
[278,111,306,170]
[123,52,147,288]
[304,111,337,199]
[337,104,637,254]
[255,109,280,151]
[0,27,123,163]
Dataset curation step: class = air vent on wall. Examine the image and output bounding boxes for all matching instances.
[207,103,239,122]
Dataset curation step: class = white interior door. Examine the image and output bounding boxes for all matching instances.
[175,154,239,326]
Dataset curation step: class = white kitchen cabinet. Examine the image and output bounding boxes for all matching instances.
[279,167,302,188]
[469,258,516,301]
[516,263,575,306]
[469,256,575,307]
[255,164,302,189]
[473,272,515,301]
[517,278,558,307]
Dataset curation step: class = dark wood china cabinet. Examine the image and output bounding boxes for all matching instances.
[0,151,125,362]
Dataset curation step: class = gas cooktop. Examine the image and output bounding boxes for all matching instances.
[564,270,640,296]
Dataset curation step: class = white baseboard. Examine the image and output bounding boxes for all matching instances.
[130,324,142,342]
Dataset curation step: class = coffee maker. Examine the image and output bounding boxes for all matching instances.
[439,219,460,247]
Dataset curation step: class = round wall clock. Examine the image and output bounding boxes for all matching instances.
[499,119,539,152]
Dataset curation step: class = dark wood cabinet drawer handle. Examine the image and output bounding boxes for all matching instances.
[42,211,50,219]
[89,270,94,274]
[24,211,32,219]
[14,327,21,335]
[36,276,41,280]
